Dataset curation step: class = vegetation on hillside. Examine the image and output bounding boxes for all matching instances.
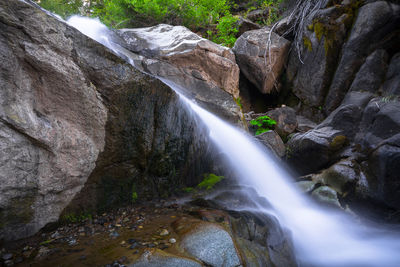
[35,0,285,47]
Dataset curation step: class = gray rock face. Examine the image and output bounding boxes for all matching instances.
[0,0,106,240]
[233,28,290,94]
[311,186,341,208]
[324,1,400,112]
[255,130,286,158]
[287,126,342,175]
[289,93,400,209]
[0,0,211,240]
[287,90,374,175]
[285,1,399,121]
[355,100,400,209]
[348,49,389,93]
[286,6,349,108]
[312,159,358,194]
[236,17,261,37]
[116,24,242,123]
[383,52,400,96]
[266,106,298,138]
[296,115,317,132]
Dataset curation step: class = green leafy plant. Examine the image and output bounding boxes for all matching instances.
[213,14,239,47]
[250,115,276,135]
[182,187,194,193]
[234,97,243,109]
[36,0,84,18]
[61,212,92,223]
[131,183,138,203]
[93,0,230,29]
[197,173,224,190]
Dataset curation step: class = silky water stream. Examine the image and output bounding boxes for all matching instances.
[67,16,400,267]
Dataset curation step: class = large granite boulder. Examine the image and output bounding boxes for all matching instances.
[382,52,400,96]
[286,5,349,109]
[324,1,400,112]
[116,24,242,123]
[233,28,290,94]
[288,93,400,210]
[0,0,211,241]
[355,99,400,209]
[285,1,400,120]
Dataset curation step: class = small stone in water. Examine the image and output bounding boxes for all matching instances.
[4,260,13,267]
[169,238,176,244]
[109,231,120,239]
[68,239,78,246]
[160,229,169,236]
[2,253,13,261]
[127,239,137,244]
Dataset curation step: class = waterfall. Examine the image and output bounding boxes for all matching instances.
[67,16,400,267]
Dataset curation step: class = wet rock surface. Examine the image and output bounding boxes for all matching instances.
[1,197,297,267]
[116,24,242,123]
[0,0,212,241]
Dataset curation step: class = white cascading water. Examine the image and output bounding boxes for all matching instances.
[67,16,400,267]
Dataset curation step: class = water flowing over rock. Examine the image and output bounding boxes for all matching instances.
[116,24,242,123]
[233,28,290,94]
[0,0,211,241]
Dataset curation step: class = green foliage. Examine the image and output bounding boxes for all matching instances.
[197,173,224,190]
[93,0,230,29]
[250,115,276,135]
[40,239,54,246]
[234,97,243,109]
[213,14,239,47]
[260,0,283,25]
[182,187,194,193]
[61,212,92,223]
[36,0,83,18]
[131,183,138,203]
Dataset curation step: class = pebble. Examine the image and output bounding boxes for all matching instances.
[36,247,51,259]
[129,243,138,249]
[79,255,87,260]
[127,239,137,244]
[4,260,13,267]
[2,253,13,260]
[169,238,176,244]
[51,231,61,239]
[118,256,128,264]
[68,238,78,246]
[160,229,169,236]
[109,231,120,239]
